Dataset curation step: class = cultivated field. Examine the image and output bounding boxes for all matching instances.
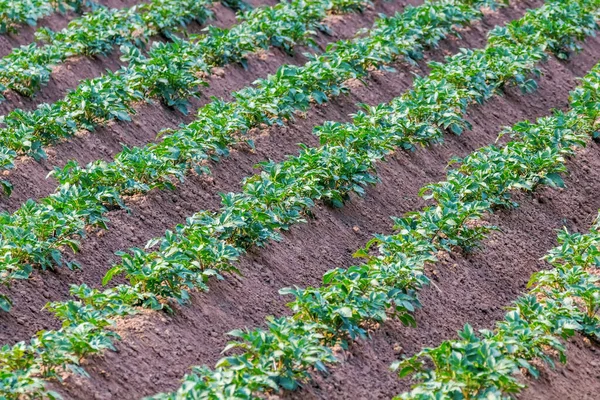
[1,0,600,398]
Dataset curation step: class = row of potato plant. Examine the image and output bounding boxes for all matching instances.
[0,0,248,97]
[395,217,600,398]
[0,0,507,309]
[0,0,93,34]
[390,59,600,400]
[101,0,599,308]
[150,52,600,400]
[2,3,599,397]
[0,0,373,172]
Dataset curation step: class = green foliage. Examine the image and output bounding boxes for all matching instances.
[0,0,377,168]
[1,0,598,314]
[0,0,93,34]
[0,0,242,96]
[157,23,600,399]
[0,0,502,308]
[153,318,335,399]
[394,217,600,399]
[393,87,600,400]
[4,1,600,398]
[0,284,139,399]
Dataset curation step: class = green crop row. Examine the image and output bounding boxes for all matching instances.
[101,0,596,310]
[0,0,506,310]
[0,0,92,34]
[395,210,600,398]
[150,44,600,400]
[0,0,249,97]
[0,0,374,173]
[1,1,598,397]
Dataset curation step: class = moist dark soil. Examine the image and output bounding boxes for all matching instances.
[0,0,418,210]
[0,0,142,59]
[0,0,251,115]
[281,142,600,400]
[1,0,600,399]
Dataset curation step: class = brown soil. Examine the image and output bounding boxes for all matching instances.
[2,1,600,399]
[281,144,600,400]
[0,0,414,210]
[0,0,247,115]
[0,0,144,60]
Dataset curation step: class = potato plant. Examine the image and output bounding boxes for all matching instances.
[0,0,245,97]
[3,3,600,397]
[394,215,600,399]
[0,284,143,398]
[0,0,374,171]
[1,0,598,310]
[0,0,500,306]
[152,46,600,400]
[0,0,93,34]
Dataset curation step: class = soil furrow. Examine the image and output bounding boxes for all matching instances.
[55,40,600,399]
[0,0,415,209]
[0,0,266,115]
[0,0,144,59]
[0,0,432,341]
[3,2,595,398]
[283,141,600,400]
[0,1,541,342]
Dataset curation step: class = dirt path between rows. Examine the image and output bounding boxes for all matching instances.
[3,0,596,398]
[4,0,599,399]
[0,0,415,210]
[0,0,142,59]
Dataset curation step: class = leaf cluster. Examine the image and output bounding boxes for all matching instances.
[0,0,92,34]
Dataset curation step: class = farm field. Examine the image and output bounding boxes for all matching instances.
[1,0,600,399]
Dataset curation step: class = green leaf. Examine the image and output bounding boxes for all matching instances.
[323,269,336,284]
[278,287,295,296]
[546,172,565,188]
[397,365,416,378]
[338,306,353,318]
[278,376,298,391]
[111,111,132,122]
[352,248,370,259]
[0,294,12,312]
[102,266,121,286]
[0,180,13,196]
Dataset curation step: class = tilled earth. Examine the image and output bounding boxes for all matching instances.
[1,0,600,398]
